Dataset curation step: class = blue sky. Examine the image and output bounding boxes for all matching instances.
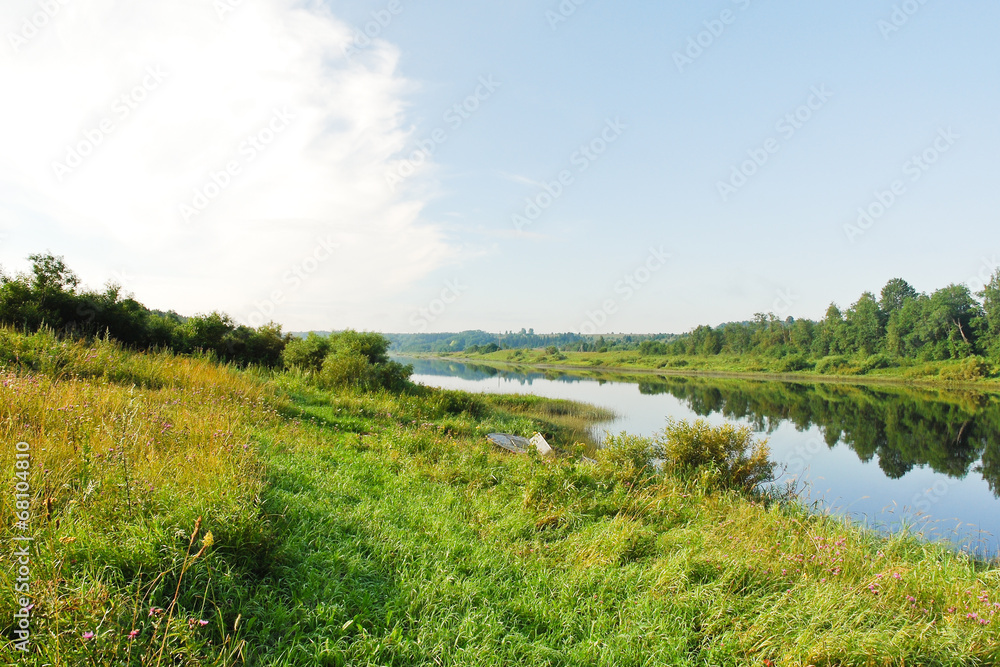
[1,0,997,334]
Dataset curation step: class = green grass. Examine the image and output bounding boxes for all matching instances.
[2,328,999,665]
[437,349,1000,388]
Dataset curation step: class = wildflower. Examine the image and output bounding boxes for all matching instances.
[199,620,209,626]
[83,632,94,640]
[893,572,901,580]
[149,607,164,617]
[128,629,139,640]
[907,596,916,603]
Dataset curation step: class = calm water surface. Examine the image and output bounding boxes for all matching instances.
[400,356,1000,555]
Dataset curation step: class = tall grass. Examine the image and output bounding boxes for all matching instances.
[2,327,998,665]
[0,329,276,665]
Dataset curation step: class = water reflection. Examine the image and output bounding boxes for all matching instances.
[400,357,1000,498]
[635,377,1000,498]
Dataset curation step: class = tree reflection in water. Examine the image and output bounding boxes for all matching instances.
[636,377,1000,497]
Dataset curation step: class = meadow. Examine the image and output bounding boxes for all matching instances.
[2,328,999,665]
[441,348,1000,388]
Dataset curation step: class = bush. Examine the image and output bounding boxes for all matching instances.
[776,355,811,372]
[656,418,773,492]
[815,356,854,375]
[596,432,664,486]
[283,333,331,372]
[859,353,894,374]
[319,350,371,388]
[939,355,990,381]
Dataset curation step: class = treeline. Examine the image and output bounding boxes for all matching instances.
[386,330,678,354]
[651,277,1000,367]
[0,253,288,366]
[0,253,409,391]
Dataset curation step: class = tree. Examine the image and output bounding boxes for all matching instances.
[27,252,80,292]
[816,304,846,356]
[845,292,884,356]
[923,285,982,359]
[879,278,918,315]
[977,269,1000,359]
[790,318,815,354]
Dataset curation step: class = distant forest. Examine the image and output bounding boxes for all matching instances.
[385,330,679,354]
[390,275,1000,368]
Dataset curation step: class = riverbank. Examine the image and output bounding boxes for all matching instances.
[422,349,1000,391]
[2,329,998,665]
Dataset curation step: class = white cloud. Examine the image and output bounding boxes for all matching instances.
[0,0,452,329]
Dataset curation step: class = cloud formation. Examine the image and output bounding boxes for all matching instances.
[0,0,451,329]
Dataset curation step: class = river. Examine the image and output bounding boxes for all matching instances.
[400,356,1000,556]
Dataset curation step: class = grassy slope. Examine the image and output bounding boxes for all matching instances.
[433,349,1000,389]
[2,329,999,666]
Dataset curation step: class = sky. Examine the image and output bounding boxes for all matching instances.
[1,0,998,335]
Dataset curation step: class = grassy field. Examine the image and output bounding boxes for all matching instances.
[435,349,1000,388]
[2,329,999,665]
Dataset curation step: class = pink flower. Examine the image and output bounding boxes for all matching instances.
[128,629,139,640]
[199,620,209,626]
[83,632,94,640]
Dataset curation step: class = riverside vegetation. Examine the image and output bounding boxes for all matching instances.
[2,328,1000,666]
[393,274,1000,385]
[0,255,999,665]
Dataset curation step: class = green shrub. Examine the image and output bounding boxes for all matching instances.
[776,355,811,372]
[939,355,990,381]
[815,355,855,375]
[282,332,331,372]
[859,353,894,374]
[656,418,773,492]
[596,432,664,485]
[319,349,371,388]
